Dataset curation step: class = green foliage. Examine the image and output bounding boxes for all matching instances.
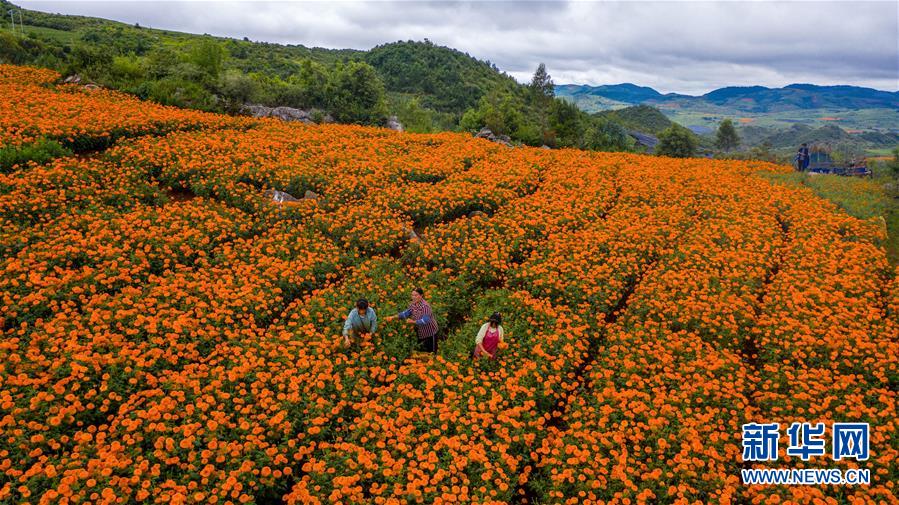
[327,60,388,125]
[217,69,259,111]
[486,93,527,139]
[79,25,154,55]
[714,118,740,151]
[0,138,72,172]
[390,94,455,133]
[109,54,143,82]
[63,43,112,77]
[189,38,226,78]
[656,124,698,158]
[460,83,630,152]
[142,46,179,80]
[583,118,631,152]
[529,63,555,145]
[529,63,554,100]
[288,59,329,108]
[394,97,432,133]
[0,4,385,123]
[0,31,28,63]
[461,91,523,138]
[138,76,219,110]
[366,40,518,117]
[886,147,899,178]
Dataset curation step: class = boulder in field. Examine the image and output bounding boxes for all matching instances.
[266,189,301,203]
[474,127,514,147]
[475,127,494,139]
[241,104,314,124]
[494,134,513,146]
[386,116,404,132]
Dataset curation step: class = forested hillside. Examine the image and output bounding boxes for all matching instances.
[0,1,631,150]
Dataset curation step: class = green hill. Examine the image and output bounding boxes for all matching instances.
[594,105,674,135]
[365,40,519,116]
[557,83,665,104]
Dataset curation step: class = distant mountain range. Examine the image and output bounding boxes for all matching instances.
[563,85,899,154]
[556,83,899,113]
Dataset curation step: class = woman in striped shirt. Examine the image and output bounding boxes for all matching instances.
[386,287,440,353]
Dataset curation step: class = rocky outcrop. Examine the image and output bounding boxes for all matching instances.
[386,116,404,132]
[266,189,323,206]
[61,75,101,91]
[266,189,302,203]
[242,105,315,124]
[474,127,513,147]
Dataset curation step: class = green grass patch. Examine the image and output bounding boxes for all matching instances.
[21,24,80,44]
[0,138,72,172]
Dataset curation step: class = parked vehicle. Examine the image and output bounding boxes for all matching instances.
[803,143,871,177]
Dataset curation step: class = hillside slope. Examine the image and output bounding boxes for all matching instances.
[1,1,521,124]
[2,1,629,149]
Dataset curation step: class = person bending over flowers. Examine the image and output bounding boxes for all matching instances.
[342,298,377,347]
[385,287,440,353]
[473,312,504,359]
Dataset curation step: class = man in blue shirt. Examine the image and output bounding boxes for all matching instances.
[342,298,377,347]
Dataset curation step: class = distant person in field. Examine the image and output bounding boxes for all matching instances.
[385,287,440,353]
[796,143,810,171]
[342,298,377,347]
[473,312,504,359]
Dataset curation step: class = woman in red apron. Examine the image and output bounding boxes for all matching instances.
[473,312,504,359]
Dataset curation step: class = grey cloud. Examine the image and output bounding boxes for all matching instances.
[17,0,899,94]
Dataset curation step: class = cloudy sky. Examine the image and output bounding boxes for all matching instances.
[17,0,899,95]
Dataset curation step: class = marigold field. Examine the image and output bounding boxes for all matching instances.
[1,64,897,505]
